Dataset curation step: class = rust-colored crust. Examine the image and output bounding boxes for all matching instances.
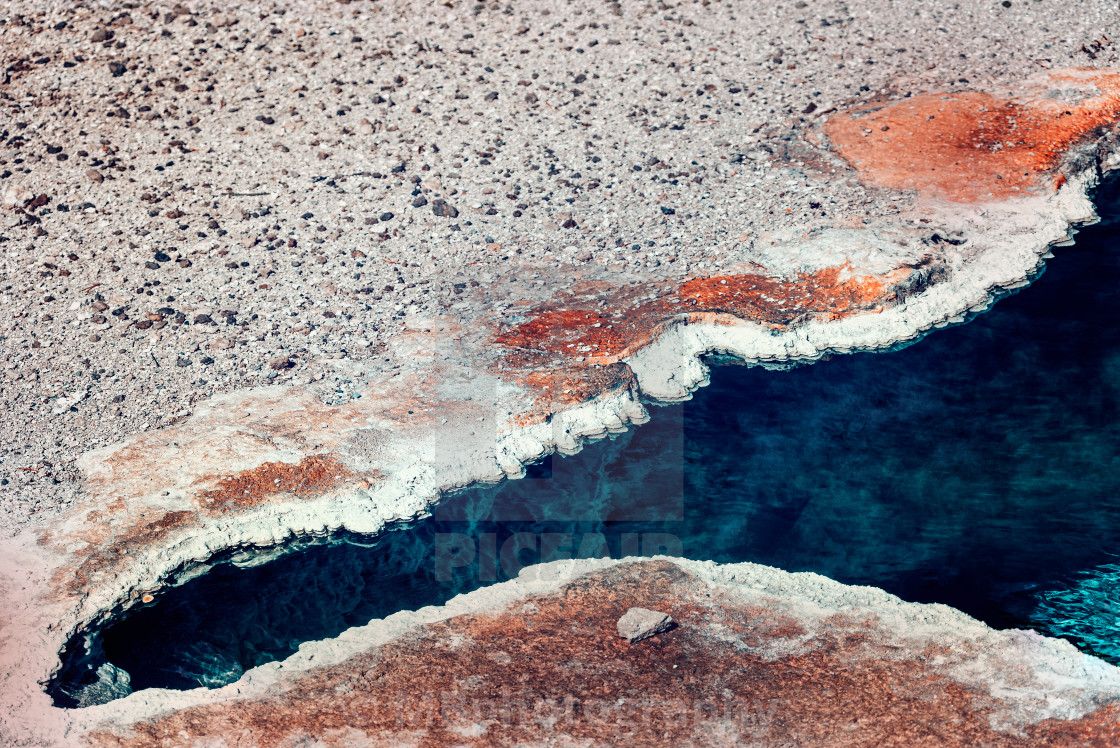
[824,68,1120,202]
[196,454,371,513]
[497,264,915,371]
[86,561,1120,747]
[516,362,638,426]
[49,510,199,598]
[43,454,379,598]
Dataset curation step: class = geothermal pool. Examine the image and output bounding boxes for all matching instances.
[51,179,1120,706]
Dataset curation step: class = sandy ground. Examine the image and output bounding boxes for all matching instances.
[2,0,1117,531]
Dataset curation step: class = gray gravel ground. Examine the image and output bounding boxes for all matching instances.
[1,0,1117,532]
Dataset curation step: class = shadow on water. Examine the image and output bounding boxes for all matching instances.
[50,176,1120,706]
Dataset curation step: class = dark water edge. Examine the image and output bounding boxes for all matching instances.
[50,176,1120,706]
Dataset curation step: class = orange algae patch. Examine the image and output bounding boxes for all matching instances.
[524,363,635,406]
[675,266,889,322]
[825,68,1120,202]
[197,454,368,513]
[496,264,897,368]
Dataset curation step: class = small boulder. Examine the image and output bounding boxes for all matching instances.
[2,184,32,210]
[617,607,673,643]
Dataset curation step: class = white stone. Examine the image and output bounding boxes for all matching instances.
[617,607,674,643]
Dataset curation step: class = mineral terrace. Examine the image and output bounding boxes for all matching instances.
[1,0,1120,745]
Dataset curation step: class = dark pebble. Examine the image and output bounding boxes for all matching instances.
[432,199,458,218]
[193,314,213,324]
[380,212,394,221]
[412,195,428,208]
[660,206,676,215]
[153,252,171,262]
[109,61,127,78]
[175,358,192,367]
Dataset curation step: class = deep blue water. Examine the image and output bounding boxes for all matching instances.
[50,178,1120,706]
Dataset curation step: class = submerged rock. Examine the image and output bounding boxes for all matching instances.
[165,642,243,690]
[67,662,131,709]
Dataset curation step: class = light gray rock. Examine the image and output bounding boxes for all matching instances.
[617,607,674,643]
[67,662,131,709]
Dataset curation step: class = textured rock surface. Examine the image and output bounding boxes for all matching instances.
[616,606,673,642]
[79,559,1120,746]
[0,0,1119,745]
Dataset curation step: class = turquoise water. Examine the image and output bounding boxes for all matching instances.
[50,179,1120,705]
